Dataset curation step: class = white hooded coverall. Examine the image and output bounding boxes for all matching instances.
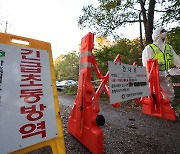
[142,27,180,102]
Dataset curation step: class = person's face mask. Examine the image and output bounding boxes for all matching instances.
[160,32,167,40]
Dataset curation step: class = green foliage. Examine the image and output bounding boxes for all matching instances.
[54,31,180,97]
[93,38,142,76]
[78,0,179,44]
[78,0,139,37]
[161,0,180,24]
[59,85,78,95]
[54,55,64,80]
[167,27,180,55]
[54,51,80,81]
[98,91,109,101]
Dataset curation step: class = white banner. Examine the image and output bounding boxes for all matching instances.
[108,61,150,104]
[0,43,58,154]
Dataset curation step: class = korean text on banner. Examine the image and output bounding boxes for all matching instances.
[108,61,150,104]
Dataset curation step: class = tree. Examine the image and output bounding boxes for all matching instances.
[93,38,142,76]
[78,0,179,46]
[161,0,180,24]
[167,26,180,55]
[95,36,112,49]
[54,54,65,80]
[54,51,80,81]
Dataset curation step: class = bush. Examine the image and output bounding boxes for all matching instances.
[59,85,78,95]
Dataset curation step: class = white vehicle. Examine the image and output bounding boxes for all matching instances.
[56,80,77,90]
[56,81,64,90]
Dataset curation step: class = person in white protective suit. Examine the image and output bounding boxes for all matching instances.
[142,27,180,104]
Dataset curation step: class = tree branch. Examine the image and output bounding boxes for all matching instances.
[119,20,144,23]
[139,0,147,25]
[112,19,144,30]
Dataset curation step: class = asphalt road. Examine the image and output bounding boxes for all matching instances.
[58,94,180,154]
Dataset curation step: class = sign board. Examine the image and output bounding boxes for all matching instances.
[168,68,180,76]
[108,61,150,104]
[0,33,65,154]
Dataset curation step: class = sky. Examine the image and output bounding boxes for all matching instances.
[0,0,141,59]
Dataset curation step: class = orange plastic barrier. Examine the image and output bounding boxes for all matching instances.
[68,33,176,154]
[136,59,176,121]
[68,32,122,153]
[68,32,104,154]
[92,54,121,107]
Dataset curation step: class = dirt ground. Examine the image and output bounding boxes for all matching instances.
[58,94,180,154]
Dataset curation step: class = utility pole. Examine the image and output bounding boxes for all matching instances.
[0,20,13,33]
[5,21,8,33]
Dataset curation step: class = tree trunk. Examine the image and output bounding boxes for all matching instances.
[140,0,155,46]
[139,11,144,50]
[146,0,155,45]
[145,22,153,45]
